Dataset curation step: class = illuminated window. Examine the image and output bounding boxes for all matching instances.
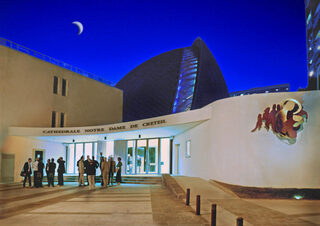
[307,12,312,25]
[172,48,198,113]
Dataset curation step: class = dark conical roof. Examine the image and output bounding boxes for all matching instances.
[116,39,229,121]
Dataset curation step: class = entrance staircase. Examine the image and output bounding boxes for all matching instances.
[43,175,162,185]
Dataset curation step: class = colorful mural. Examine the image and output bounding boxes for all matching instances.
[251,99,308,144]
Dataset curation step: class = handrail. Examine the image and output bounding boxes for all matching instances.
[0,37,114,86]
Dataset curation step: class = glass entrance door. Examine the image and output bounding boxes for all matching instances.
[148,139,158,173]
[126,139,162,175]
[136,140,147,174]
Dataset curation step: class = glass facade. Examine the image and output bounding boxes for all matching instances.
[306,0,320,90]
[66,141,98,174]
[65,138,170,175]
[172,48,198,113]
[125,138,170,175]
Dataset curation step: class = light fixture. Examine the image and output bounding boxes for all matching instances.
[72,139,75,143]
[104,136,107,140]
[293,194,303,200]
[138,134,141,138]
[309,71,314,77]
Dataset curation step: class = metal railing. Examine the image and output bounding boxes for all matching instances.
[0,37,114,86]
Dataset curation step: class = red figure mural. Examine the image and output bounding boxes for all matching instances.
[251,99,308,144]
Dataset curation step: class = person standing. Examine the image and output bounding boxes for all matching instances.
[57,157,65,186]
[22,158,32,188]
[86,159,96,190]
[38,159,44,187]
[84,155,90,186]
[99,152,104,186]
[116,157,122,185]
[45,159,50,187]
[77,156,85,186]
[92,156,99,183]
[33,158,39,188]
[101,157,109,188]
[108,156,116,186]
[48,158,56,187]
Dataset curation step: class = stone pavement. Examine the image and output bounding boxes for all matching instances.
[0,183,208,225]
[173,176,320,226]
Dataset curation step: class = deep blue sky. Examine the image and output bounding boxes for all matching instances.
[0,0,307,92]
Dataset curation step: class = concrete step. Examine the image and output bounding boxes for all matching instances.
[42,175,162,184]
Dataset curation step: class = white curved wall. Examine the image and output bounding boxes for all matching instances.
[174,91,320,188]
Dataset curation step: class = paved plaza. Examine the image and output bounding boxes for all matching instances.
[1,178,320,225]
[0,183,208,225]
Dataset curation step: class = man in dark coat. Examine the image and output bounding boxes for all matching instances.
[23,158,32,188]
[86,160,96,190]
[108,157,116,186]
[92,156,99,183]
[99,152,104,186]
[48,158,56,187]
[57,157,65,186]
[38,159,45,187]
[84,155,90,186]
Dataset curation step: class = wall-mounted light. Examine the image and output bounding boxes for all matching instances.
[104,136,107,140]
[72,139,75,143]
[138,134,141,138]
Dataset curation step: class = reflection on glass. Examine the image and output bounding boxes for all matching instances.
[106,141,114,158]
[67,144,75,173]
[84,143,92,159]
[126,140,135,174]
[160,138,170,173]
[137,140,147,174]
[148,139,158,173]
[75,144,83,174]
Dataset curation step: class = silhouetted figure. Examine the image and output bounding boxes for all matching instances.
[57,157,65,186]
[38,159,44,187]
[48,158,56,187]
[22,158,32,188]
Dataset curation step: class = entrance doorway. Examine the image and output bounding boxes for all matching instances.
[126,138,163,175]
[32,149,45,161]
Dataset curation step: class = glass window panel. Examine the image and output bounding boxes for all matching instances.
[106,141,114,159]
[160,138,170,174]
[53,76,58,94]
[126,140,135,174]
[137,139,147,146]
[67,144,75,173]
[84,143,93,159]
[148,139,158,173]
[75,144,83,174]
[137,140,147,174]
[94,142,98,159]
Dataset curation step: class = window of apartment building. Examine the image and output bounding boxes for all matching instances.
[60,112,66,127]
[53,76,59,94]
[51,111,56,127]
[62,78,68,96]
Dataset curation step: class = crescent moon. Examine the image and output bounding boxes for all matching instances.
[72,21,83,35]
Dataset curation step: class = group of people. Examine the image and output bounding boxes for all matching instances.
[21,153,122,190]
[21,157,65,188]
[78,154,122,190]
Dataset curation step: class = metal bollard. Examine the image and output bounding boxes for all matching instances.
[211,204,216,226]
[237,217,243,226]
[186,188,190,206]
[196,195,201,215]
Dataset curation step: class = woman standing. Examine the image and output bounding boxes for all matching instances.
[115,157,122,185]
